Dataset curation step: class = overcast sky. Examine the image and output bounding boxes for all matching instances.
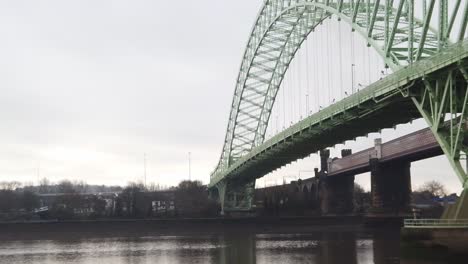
[0,0,464,193]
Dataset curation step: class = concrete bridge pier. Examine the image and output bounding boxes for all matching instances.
[216,180,255,216]
[320,175,355,215]
[370,157,412,215]
[320,149,355,215]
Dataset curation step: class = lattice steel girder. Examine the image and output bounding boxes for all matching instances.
[213,0,466,182]
[411,64,468,188]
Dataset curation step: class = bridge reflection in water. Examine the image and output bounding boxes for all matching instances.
[216,231,402,264]
[0,230,451,264]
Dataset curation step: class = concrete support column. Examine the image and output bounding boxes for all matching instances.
[370,159,412,215]
[216,181,227,216]
[320,149,330,172]
[320,149,355,215]
[218,180,255,216]
[320,175,355,215]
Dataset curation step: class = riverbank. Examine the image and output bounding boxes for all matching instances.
[402,227,468,253]
[0,216,376,240]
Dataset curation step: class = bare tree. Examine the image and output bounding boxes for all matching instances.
[39,177,51,194]
[174,180,217,217]
[57,180,75,194]
[417,180,447,198]
[0,181,22,190]
[147,182,162,192]
[354,183,370,214]
[120,182,145,217]
[354,183,365,194]
[22,190,40,211]
[73,180,88,193]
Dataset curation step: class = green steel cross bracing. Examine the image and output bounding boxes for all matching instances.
[411,65,468,187]
[211,0,468,212]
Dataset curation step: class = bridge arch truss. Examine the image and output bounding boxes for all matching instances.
[214,0,467,180]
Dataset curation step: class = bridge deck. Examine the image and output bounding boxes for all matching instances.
[328,127,441,176]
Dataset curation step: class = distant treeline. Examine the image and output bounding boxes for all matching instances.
[0,179,454,221]
[0,180,218,221]
[1,178,174,195]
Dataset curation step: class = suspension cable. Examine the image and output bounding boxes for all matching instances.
[289,62,293,125]
[319,28,323,108]
[318,28,322,110]
[275,95,278,135]
[351,27,355,94]
[292,57,296,123]
[326,20,332,105]
[305,37,310,115]
[297,48,302,119]
[339,19,343,99]
[282,69,286,129]
[367,42,371,85]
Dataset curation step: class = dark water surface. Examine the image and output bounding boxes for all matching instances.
[0,230,454,264]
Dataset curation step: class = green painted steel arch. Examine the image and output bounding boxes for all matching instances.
[213,0,467,179]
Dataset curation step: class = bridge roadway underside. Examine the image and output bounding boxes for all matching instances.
[231,100,420,185]
[210,41,468,192]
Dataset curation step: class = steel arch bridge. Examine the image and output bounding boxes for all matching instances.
[210,0,468,214]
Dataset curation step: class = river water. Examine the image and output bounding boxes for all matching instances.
[0,230,453,264]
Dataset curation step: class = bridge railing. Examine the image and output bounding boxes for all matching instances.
[404,219,468,228]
